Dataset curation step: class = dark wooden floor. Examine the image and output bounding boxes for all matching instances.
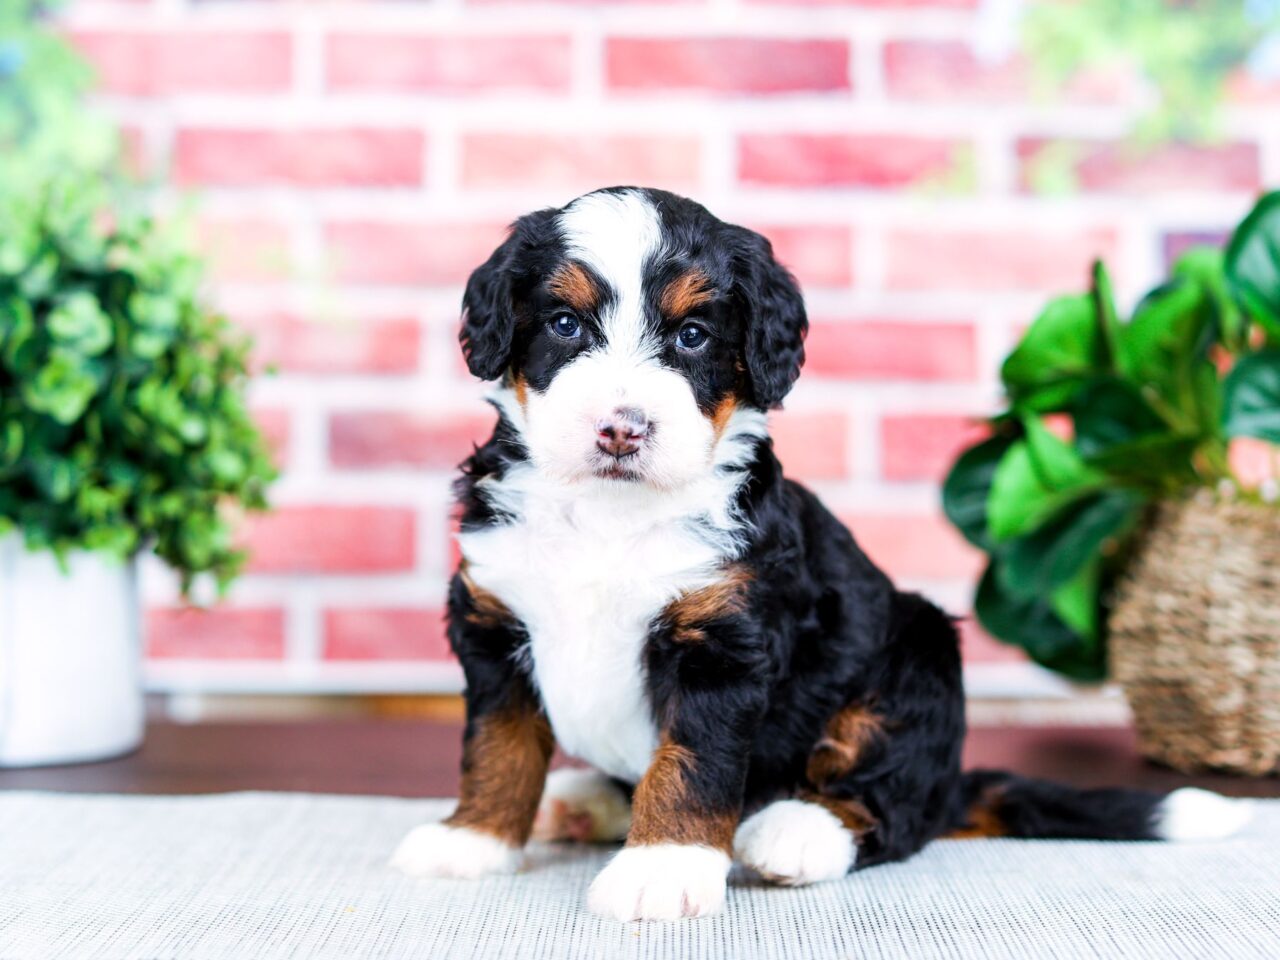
[1,721,1276,797]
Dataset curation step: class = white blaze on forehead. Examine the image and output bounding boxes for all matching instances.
[557,190,664,360]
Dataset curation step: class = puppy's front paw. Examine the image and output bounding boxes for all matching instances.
[390,822,520,879]
[587,844,729,921]
[532,768,632,843]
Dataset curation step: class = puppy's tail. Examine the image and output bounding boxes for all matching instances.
[948,769,1253,843]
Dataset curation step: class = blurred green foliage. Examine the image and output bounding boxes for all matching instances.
[944,192,1280,681]
[1025,0,1280,145]
[1023,0,1280,193]
[0,0,275,593]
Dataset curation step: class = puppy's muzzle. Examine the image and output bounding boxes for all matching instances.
[595,407,650,459]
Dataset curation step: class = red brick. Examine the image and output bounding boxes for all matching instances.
[252,408,292,465]
[804,321,977,381]
[324,608,451,661]
[885,229,1117,292]
[606,38,850,95]
[323,221,508,286]
[958,618,1025,663]
[329,411,496,469]
[880,414,989,482]
[769,410,850,481]
[840,512,982,580]
[198,219,292,282]
[747,0,977,7]
[146,607,285,660]
[174,128,424,187]
[241,506,416,573]
[461,134,700,190]
[753,224,854,288]
[70,31,292,96]
[326,34,571,92]
[885,41,1026,101]
[469,0,700,4]
[739,134,963,188]
[1018,139,1261,194]
[237,314,421,375]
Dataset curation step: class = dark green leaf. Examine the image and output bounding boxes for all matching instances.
[975,558,1106,682]
[942,432,1012,550]
[48,291,112,355]
[1073,378,1168,459]
[1048,558,1100,641]
[988,431,1104,543]
[22,349,98,424]
[1001,294,1105,412]
[1223,350,1280,442]
[1092,260,1121,365]
[999,489,1143,600]
[1023,413,1104,490]
[1225,190,1280,338]
[1174,245,1243,350]
[1119,279,1217,430]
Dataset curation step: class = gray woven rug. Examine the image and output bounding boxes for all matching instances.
[1,792,1278,960]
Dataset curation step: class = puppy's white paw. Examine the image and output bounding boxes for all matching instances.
[390,822,520,879]
[1155,788,1254,842]
[587,844,729,921]
[734,799,856,886]
[532,768,632,843]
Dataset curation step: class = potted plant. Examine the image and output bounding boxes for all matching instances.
[0,1,276,765]
[0,156,276,766]
[943,190,1280,774]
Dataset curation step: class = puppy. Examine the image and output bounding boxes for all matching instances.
[391,187,1251,921]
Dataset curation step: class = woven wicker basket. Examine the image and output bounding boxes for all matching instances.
[1109,496,1280,775]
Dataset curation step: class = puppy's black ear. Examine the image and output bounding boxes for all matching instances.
[460,209,559,380]
[731,227,808,409]
[460,232,519,381]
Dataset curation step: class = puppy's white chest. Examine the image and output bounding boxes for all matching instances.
[459,500,724,784]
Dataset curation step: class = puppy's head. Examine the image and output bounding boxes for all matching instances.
[461,187,806,489]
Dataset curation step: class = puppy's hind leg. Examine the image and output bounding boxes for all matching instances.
[532,768,632,843]
[734,796,868,886]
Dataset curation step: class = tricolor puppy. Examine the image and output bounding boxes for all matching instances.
[391,187,1251,921]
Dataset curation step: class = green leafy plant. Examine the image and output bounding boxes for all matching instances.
[1024,0,1280,145]
[0,2,275,593]
[944,191,1280,680]
[0,159,275,593]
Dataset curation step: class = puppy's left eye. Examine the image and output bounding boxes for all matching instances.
[676,323,708,351]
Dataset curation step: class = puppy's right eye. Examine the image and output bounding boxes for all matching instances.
[550,313,581,340]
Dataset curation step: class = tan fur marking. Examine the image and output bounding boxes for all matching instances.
[944,788,1008,839]
[548,261,598,312]
[710,396,737,439]
[510,373,529,409]
[460,563,515,629]
[661,268,715,318]
[446,699,554,847]
[806,704,884,787]
[799,791,877,838]
[662,565,752,644]
[627,740,736,852]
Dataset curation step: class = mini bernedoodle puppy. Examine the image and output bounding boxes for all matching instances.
[390,187,1252,921]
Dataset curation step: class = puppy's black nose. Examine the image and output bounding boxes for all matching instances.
[595,407,649,458]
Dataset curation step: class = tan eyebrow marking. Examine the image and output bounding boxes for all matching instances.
[660,268,715,318]
[548,261,598,312]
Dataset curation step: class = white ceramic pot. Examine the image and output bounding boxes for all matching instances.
[0,536,144,767]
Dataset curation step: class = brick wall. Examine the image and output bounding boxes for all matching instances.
[63,0,1275,696]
